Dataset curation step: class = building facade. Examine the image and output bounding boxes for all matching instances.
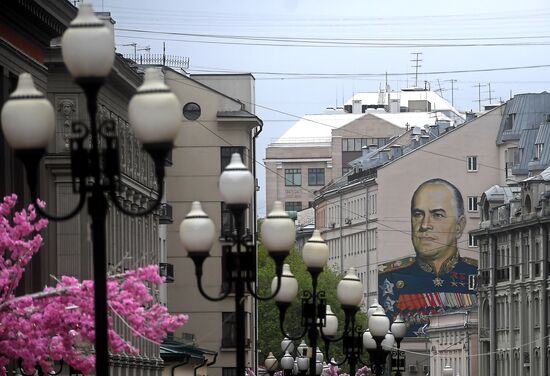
[474,168,550,376]
[264,88,464,216]
[428,310,478,376]
[164,68,262,376]
[312,93,550,376]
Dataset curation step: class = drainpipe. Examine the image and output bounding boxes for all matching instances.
[194,353,219,376]
[465,310,471,376]
[171,355,190,376]
[339,189,344,273]
[490,234,497,376]
[365,182,370,301]
[252,119,263,376]
[193,358,208,376]
[541,223,548,376]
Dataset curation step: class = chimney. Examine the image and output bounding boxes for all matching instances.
[352,99,362,114]
[379,148,391,162]
[428,123,439,137]
[391,144,403,158]
[389,98,400,113]
[420,134,430,145]
[368,144,378,152]
[466,111,477,121]
[361,145,370,157]
[437,120,451,134]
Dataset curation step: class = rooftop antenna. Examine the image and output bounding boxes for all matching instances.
[411,52,423,87]
[121,42,137,60]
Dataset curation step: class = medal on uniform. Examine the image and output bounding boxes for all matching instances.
[433,277,444,287]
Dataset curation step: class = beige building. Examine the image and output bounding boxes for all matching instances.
[264,88,464,216]
[164,68,262,376]
[428,310,478,376]
[314,92,550,376]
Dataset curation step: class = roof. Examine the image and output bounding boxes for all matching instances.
[160,339,217,362]
[345,89,460,114]
[482,185,521,203]
[497,92,550,144]
[272,112,366,144]
[371,112,453,128]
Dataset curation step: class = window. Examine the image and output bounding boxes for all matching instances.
[221,146,245,172]
[468,196,479,212]
[469,234,478,247]
[308,168,325,186]
[285,201,302,212]
[342,138,389,151]
[222,312,236,348]
[285,168,301,186]
[535,143,543,160]
[467,156,478,171]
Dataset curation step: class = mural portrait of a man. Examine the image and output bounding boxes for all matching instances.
[378,178,478,335]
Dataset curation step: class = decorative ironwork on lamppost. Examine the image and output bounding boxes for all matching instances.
[16,360,83,376]
[390,316,406,376]
[363,308,396,376]
[179,160,296,376]
[270,230,331,376]
[0,4,180,376]
[320,268,366,376]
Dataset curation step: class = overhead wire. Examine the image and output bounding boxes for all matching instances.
[164,75,536,267]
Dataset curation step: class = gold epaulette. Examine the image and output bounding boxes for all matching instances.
[378,256,415,274]
[461,256,478,267]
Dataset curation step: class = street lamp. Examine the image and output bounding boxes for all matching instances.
[390,315,406,376]
[281,352,295,376]
[0,4,179,376]
[364,308,396,376]
[442,364,454,376]
[265,352,279,376]
[180,159,296,376]
[321,268,366,376]
[270,230,329,376]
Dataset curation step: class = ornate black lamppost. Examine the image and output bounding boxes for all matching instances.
[179,162,296,376]
[390,316,406,376]
[320,268,366,376]
[269,232,366,376]
[268,230,328,376]
[1,4,180,376]
[363,307,402,376]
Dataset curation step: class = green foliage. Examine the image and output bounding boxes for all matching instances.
[257,244,368,372]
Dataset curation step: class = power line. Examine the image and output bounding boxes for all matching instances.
[115,28,550,48]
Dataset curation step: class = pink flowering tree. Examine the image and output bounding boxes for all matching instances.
[0,194,188,375]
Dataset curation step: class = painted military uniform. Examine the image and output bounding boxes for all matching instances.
[378,252,477,336]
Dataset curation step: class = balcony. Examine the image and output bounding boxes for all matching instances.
[159,262,174,283]
[159,203,173,224]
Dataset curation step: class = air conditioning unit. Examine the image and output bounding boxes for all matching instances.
[408,365,418,373]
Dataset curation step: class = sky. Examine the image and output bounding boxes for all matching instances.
[88,0,550,216]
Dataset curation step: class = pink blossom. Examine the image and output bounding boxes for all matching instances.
[0,195,188,375]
